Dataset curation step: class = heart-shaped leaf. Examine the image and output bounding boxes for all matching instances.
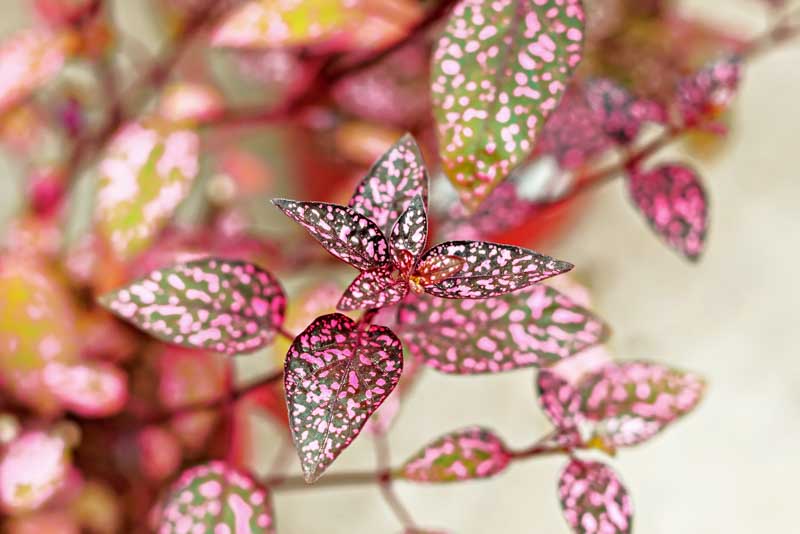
[431,0,586,210]
[677,55,741,125]
[578,361,705,448]
[399,426,511,483]
[157,461,275,534]
[272,199,390,271]
[337,264,409,311]
[285,313,403,482]
[417,241,573,299]
[0,28,67,115]
[100,259,286,355]
[348,133,429,236]
[628,163,708,261]
[96,121,199,260]
[558,459,632,534]
[398,284,608,374]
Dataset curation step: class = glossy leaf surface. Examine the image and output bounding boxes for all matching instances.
[348,133,429,236]
[628,164,708,261]
[285,313,403,482]
[417,241,573,299]
[579,361,705,447]
[157,461,274,534]
[399,427,511,482]
[100,259,286,355]
[273,199,390,270]
[337,264,409,311]
[559,459,632,534]
[397,284,607,374]
[431,0,586,209]
[96,121,199,260]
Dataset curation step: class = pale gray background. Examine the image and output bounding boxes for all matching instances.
[1,1,798,532]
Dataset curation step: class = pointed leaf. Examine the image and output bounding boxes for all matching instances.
[537,369,582,430]
[390,195,428,260]
[273,199,390,270]
[0,29,67,115]
[413,254,468,285]
[348,133,429,236]
[157,461,275,534]
[285,313,403,482]
[100,259,286,355]
[417,241,573,299]
[677,55,741,125]
[579,361,706,447]
[628,163,708,261]
[337,264,409,312]
[558,459,632,534]
[399,426,511,483]
[431,0,586,210]
[397,284,608,374]
[96,121,199,260]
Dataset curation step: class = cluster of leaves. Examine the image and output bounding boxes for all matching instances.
[0,0,783,532]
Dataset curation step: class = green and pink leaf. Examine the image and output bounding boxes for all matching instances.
[558,459,632,534]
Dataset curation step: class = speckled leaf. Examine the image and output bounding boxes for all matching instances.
[285,313,403,482]
[0,430,70,513]
[0,28,68,115]
[157,461,275,534]
[431,0,586,210]
[558,459,632,534]
[96,121,199,260]
[628,164,708,261]
[578,361,706,448]
[337,264,409,312]
[390,195,428,260]
[348,133,429,236]
[417,241,573,299]
[584,78,666,144]
[397,284,608,374]
[100,259,286,355]
[399,426,511,483]
[677,55,741,125]
[273,199,390,270]
[412,254,468,286]
[537,369,582,430]
[43,362,128,418]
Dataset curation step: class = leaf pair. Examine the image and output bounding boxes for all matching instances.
[537,361,705,452]
[274,135,574,311]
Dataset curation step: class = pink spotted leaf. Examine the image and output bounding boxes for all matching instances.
[100,259,286,355]
[584,78,667,144]
[431,0,586,210]
[578,361,706,448]
[627,163,709,261]
[390,195,428,261]
[337,264,409,311]
[348,133,429,236]
[415,241,573,299]
[397,284,608,374]
[537,369,582,430]
[157,461,275,534]
[558,459,632,534]
[272,199,390,271]
[43,361,128,418]
[399,426,511,483]
[677,55,741,125]
[285,313,403,482]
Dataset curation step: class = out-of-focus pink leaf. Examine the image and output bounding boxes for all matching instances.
[100,259,286,355]
[0,28,68,115]
[537,369,582,430]
[399,427,511,483]
[137,426,182,482]
[96,121,199,260]
[337,264,409,311]
[583,78,667,144]
[416,241,573,299]
[0,430,70,513]
[42,361,128,418]
[158,82,224,123]
[578,361,706,448]
[284,313,403,482]
[348,133,429,236]
[398,284,608,374]
[558,459,632,534]
[677,55,741,125]
[35,0,97,26]
[628,163,708,261]
[157,461,275,534]
[272,199,391,271]
[431,0,586,210]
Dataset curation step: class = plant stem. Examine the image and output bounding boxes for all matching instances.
[374,434,417,529]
